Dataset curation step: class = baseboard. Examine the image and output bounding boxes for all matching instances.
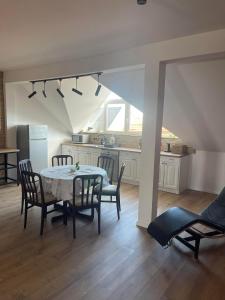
[188,186,219,195]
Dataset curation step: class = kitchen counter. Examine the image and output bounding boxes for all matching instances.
[62,142,141,153]
[160,151,186,158]
[62,143,187,157]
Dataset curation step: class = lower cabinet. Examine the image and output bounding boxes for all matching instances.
[62,144,101,166]
[119,151,140,185]
[90,149,101,166]
[159,156,189,194]
[61,144,189,194]
[61,144,73,156]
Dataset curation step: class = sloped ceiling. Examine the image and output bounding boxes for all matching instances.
[101,61,225,152]
[18,60,225,152]
[21,77,112,133]
[61,77,111,132]
[164,60,225,151]
[22,81,73,134]
[100,68,144,112]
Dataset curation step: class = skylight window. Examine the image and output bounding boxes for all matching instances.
[104,99,178,138]
[161,127,178,139]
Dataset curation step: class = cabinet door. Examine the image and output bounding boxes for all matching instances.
[163,161,179,190]
[90,150,101,166]
[61,145,73,156]
[120,153,137,181]
[72,150,79,164]
[77,151,91,165]
[120,159,134,180]
[158,161,165,188]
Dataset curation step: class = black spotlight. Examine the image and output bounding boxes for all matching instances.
[56,79,64,98]
[42,80,47,98]
[137,0,147,4]
[72,77,83,96]
[28,82,37,99]
[95,73,102,96]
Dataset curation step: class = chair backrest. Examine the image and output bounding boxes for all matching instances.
[73,174,103,208]
[52,155,73,167]
[21,170,45,205]
[117,163,126,192]
[97,155,114,184]
[201,186,225,229]
[18,159,33,180]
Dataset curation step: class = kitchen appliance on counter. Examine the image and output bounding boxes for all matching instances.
[17,125,48,172]
[100,135,116,148]
[72,133,89,144]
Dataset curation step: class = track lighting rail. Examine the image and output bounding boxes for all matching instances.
[28,71,103,99]
[29,71,103,84]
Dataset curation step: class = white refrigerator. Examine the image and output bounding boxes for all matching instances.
[17,125,48,172]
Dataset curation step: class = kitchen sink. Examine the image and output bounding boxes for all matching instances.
[103,144,116,148]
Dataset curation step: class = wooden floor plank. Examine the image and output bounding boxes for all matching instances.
[0,184,224,300]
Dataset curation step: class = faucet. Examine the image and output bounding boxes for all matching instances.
[100,135,107,145]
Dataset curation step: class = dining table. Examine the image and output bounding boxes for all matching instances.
[40,164,109,222]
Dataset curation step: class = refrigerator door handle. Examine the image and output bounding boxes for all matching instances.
[30,138,47,141]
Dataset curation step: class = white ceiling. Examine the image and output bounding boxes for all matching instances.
[1,0,225,70]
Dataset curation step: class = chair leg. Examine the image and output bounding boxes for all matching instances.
[118,193,121,211]
[63,201,67,226]
[194,237,200,259]
[91,207,94,221]
[72,211,76,239]
[98,205,101,235]
[21,196,24,215]
[116,195,120,220]
[40,206,46,236]
[24,201,28,229]
[44,206,48,219]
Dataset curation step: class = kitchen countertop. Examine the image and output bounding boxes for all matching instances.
[63,142,141,153]
[62,143,187,157]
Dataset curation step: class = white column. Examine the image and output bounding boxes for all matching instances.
[137,61,166,228]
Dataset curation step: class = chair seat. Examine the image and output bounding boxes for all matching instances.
[68,195,99,208]
[101,184,117,196]
[27,192,59,205]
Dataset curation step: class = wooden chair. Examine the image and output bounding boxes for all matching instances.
[66,174,103,238]
[21,170,66,235]
[97,155,114,184]
[52,155,73,167]
[95,163,125,220]
[18,159,33,215]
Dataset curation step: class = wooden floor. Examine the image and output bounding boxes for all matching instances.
[0,184,225,300]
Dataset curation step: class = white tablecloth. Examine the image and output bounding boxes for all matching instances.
[40,165,109,201]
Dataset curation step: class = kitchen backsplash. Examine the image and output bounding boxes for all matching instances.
[88,133,142,148]
[87,133,191,151]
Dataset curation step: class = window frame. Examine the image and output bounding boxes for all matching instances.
[105,101,126,133]
[105,100,143,136]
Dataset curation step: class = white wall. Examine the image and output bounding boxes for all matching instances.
[164,59,225,152]
[4,28,225,227]
[6,82,72,165]
[189,150,225,195]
